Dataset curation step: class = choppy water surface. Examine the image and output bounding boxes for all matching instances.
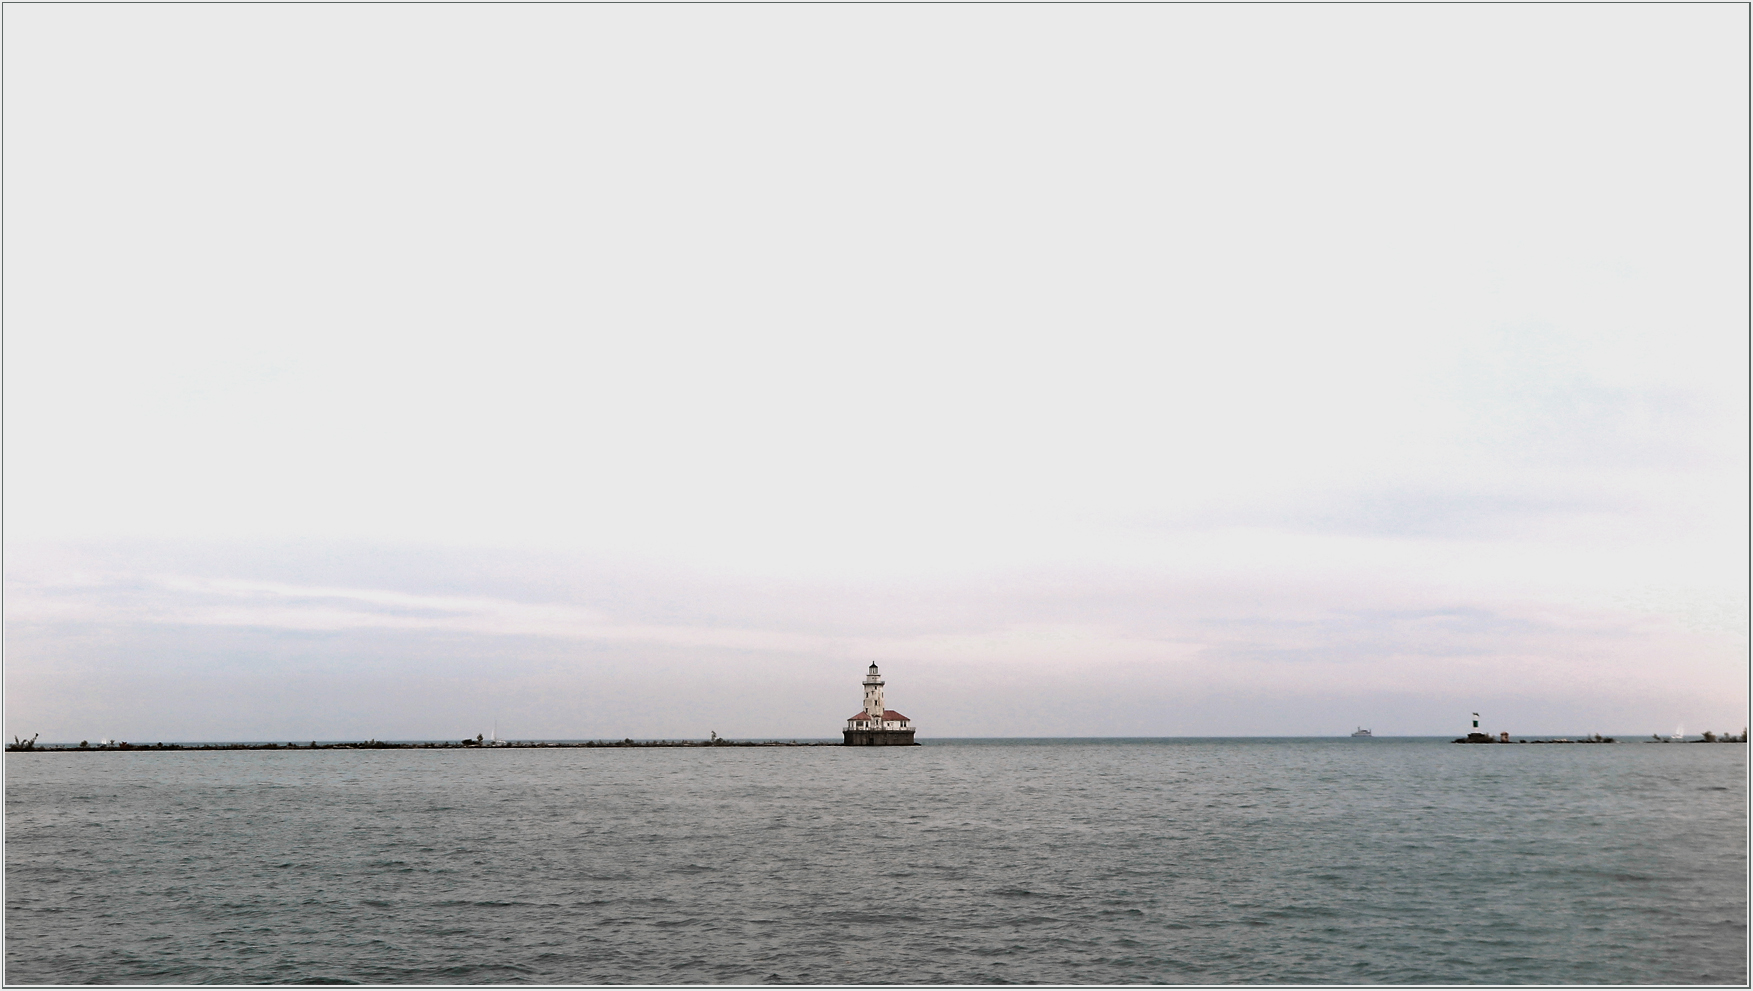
[6,738,1746,984]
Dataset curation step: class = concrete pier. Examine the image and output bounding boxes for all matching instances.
[842,728,918,746]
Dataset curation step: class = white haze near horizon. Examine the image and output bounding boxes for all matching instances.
[5,6,1747,743]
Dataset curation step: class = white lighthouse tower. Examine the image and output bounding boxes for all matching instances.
[844,663,918,745]
[863,664,885,719]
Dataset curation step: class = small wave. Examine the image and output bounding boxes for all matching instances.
[819,910,911,924]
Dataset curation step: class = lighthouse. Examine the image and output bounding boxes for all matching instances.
[843,663,919,745]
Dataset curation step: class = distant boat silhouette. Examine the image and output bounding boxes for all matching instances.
[1351,727,1373,738]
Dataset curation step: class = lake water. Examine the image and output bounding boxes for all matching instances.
[5,738,1746,984]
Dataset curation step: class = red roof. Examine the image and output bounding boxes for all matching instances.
[846,710,910,722]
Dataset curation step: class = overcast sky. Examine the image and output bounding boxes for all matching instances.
[6,5,1747,742]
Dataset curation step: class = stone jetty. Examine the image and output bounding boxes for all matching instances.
[5,737,828,752]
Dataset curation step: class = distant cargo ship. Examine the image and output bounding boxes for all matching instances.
[1351,727,1373,737]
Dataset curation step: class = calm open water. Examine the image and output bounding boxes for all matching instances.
[5,738,1746,984]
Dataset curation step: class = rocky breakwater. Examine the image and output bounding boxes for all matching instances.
[5,735,828,752]
[1454,732,1620,744]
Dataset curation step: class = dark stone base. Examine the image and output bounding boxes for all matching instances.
[843,729,918,746]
